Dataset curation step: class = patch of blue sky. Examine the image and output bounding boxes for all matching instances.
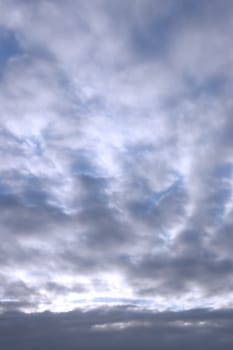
[0,28,22,76]
[210,163,233,224]
[0,129,44,159]
[25,137,44,157]
[130,0,204,62]
[146,175,183,212]
[0,172,51,209]
[0,183,13,197]
[131,14,173,60]
[210,188,232,226]
[185,72,228,99]
[92,297,152,306]
[71,151,104,178]
[213,162,233,179]
[22,185,49,208]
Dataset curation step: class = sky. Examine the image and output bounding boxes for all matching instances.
[0,0,233,348]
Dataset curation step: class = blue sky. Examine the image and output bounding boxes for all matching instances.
[0,0,233,347]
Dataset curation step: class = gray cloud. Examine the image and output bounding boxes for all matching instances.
[1,307,233,349]
[0,0,232,334]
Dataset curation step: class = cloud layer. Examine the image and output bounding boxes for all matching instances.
[1,306,233,349]
[0,0,233,321]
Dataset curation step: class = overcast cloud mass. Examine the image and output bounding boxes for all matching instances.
[0,0,233,348]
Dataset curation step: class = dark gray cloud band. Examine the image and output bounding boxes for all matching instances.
[1,307,233,350]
